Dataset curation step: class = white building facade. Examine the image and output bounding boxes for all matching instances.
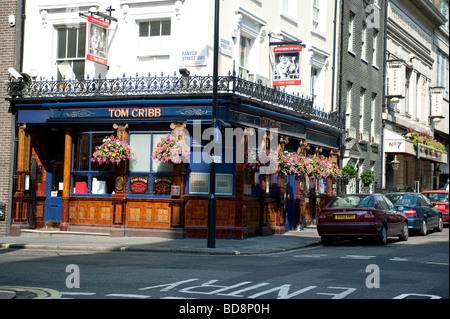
[22,0,339,113]
[383,0,449,191]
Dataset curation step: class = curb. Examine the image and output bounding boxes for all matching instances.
[0,240,321,256]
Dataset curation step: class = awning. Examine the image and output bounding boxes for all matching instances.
[384,129,448,164]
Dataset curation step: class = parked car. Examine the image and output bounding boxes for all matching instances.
[386,193,443,235]
[421,190,449,223]
[317,194,408,245]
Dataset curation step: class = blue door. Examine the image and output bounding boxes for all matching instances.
[44,160,64,225]
[285,175,297,230]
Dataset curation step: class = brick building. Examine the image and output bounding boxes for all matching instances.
[0,0,20,235]
[336,0,387,192]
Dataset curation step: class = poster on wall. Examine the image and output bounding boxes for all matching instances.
[272,45,302,86]
[86,16,109,65]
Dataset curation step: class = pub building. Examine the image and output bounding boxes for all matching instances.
[7,74,344,239]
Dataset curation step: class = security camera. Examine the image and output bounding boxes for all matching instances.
[179,67,190,76]
[8,67,23,79]
[9,15,15,27]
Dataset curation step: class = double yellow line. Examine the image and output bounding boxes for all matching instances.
[0,286,61,299]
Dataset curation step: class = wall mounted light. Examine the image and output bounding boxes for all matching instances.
[390,155,400,171]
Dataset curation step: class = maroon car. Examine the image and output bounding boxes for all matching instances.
[317,194,408,245]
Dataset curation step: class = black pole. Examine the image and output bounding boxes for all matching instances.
[207,0,220,248]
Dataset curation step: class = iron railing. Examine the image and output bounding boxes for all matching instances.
[7,72,345,129]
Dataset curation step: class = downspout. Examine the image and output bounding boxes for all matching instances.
[9,0,26,233]
[381,0,388,190]
[331,0,339,113]
[338,0,345,170]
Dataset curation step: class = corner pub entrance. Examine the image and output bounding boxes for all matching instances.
[7,74,344,239]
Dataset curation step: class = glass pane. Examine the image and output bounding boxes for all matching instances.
[150,21,160,36]
[57,28,67,59]
[67,28,77,58]
[78,25,86,57]
[189,173,210,194]
[152,133,173,172]
[161,20,171,36]
[139,22,149,37]
[72,60,85,81]
[129,134,151,172]
[91,176,115,194]
[216,174,233,195]
[57,61,72,81]
[74,134,90,171]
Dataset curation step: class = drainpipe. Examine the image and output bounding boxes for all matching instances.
[380,0,388,190]
[9,0,26,233]
[331,0,339,113]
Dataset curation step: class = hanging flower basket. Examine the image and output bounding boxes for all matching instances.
[152,134,191,164]
[91,135,134,165]
[278,151,300,175]
[244,149,278,175]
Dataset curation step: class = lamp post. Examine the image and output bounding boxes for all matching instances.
[207,0,220,249]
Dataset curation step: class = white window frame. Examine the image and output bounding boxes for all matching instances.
[348,11,355,54]
[55,24,86,81]
[361,21,367,61]
[372,29,378,67]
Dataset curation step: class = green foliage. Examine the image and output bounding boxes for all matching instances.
[342,165,357,178]
[360,169,376,185]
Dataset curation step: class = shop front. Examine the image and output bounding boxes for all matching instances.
[384,129,448,191]
[8,75,343,238]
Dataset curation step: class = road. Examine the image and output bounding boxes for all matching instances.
[1,228,448,305]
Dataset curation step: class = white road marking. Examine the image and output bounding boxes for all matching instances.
[60,291,96,296]
[340,255,376,260]
[105,293,151,299]
[389,257,408,262]
[293,254,328,258]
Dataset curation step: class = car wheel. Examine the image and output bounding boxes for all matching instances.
[434,216,443,232]
[419,219,427,236]
[378,225,387,245]
[398,222,409,241]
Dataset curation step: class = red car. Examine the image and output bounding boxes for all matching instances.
[317,194,408,245]
[421,190,449,223]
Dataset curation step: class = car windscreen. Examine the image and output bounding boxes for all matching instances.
[386,194,416,206]
[327,195,375,208]
[422,192,449,202]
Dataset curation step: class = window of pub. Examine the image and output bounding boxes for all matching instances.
[72,132,177,197]
[72,132,116,195]
[128,132,173,196]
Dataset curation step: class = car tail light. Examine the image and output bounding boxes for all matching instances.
[364,212,376,221]
[403,209,417,217]
[319,214,327,222]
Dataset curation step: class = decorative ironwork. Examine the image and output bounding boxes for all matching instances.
[7,72,344,129]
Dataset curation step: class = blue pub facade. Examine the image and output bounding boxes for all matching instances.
[7,74,344,238]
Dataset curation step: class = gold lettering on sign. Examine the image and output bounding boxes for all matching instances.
[260,117,282,129]
[108,108,162,118]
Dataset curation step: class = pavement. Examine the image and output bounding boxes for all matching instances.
[0,226,321,256]
[0,226,321,299]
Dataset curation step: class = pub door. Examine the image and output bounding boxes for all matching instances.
[44,133,65,227]
[285,174,297,230]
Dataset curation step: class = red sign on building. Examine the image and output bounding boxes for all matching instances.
[272,45,302,86]
[86,16,109,65]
